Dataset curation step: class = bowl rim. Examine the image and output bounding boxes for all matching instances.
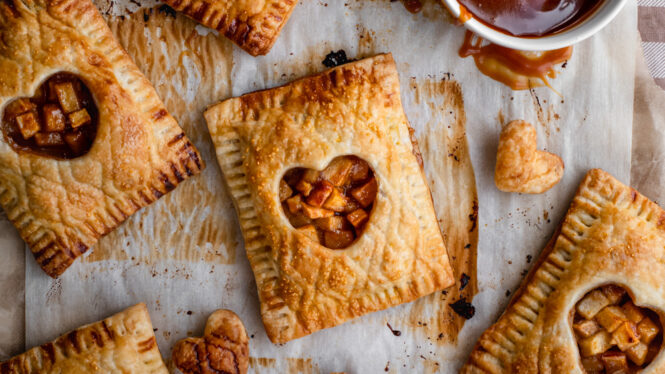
[441,0,628,51]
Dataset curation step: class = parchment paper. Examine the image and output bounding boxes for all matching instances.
[2,0,639,372]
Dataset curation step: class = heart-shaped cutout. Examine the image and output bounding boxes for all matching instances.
[572,284,663,373]
[172,309,249,374]
[494,120,564,194]
[2,72,98,159]
[280,155,378,249]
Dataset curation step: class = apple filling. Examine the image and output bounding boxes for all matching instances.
[280,156,377,249]
[2,73,98,158]
[573,285,663,373]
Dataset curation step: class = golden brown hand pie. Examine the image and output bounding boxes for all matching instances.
[0,303,168,373]
[0,0,203,277]
[172,310,249,374]
[494,120,564,194]
[462,169,665,373]
[204,53,454,343]
[158,0,298,56]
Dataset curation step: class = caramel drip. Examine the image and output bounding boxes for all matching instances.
[459,31,572,90]
[458,4,472,23]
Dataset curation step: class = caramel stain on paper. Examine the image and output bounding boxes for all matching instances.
[406,77,478,344]
[249,357,276,369]
[286,358,320,374]
[84,9,240,266]
[529,89,562,136]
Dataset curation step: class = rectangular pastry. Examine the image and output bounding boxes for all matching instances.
[159,0,298,56]
[0,0,203,277]
[0,303,168,373]
[204,53,455,343]
[462,169,665,373]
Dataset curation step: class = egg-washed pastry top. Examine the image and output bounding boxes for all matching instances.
[204,53,454,343]
[462,169,665,373]
[0,0,203,277]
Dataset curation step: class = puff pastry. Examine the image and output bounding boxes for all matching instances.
[205,53,454,343]
[0,303,168,373]
[159,0,298,56]
[462,169,665,373]
[173,310,249,374]
[0,0,203,277]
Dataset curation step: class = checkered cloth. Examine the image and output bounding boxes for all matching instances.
[639,0,665,89]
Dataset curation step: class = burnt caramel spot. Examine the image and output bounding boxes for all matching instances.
[573,285,663,373]
[2,72,98,159]
[280,156,377,250]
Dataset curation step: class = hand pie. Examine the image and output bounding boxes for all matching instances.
[462,169,665,373]
[494,120,564,194]
[0,303,168,373]
[173,310,249,374]
[0,0,203,277]
[159,0,298,56]
[204,54,454,343]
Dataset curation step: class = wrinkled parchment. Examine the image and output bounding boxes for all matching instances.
[1,0,643,372]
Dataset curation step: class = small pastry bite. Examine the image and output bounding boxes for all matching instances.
[172,310,249,374]
[205,54,454,343]
[0,304,168,373]
[462,170,665,373]
[494,120,564,194]
[158,0,298,56]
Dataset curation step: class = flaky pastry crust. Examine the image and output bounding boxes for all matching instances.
[494,120,564,194]
[204,54,454,343]
[159,0,297,56]
[172,310,249,374]
[462,169,665,373]
[0,0,203,277]
[0,303,168,373]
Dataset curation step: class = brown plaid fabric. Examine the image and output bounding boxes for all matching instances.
[639,0,665,89]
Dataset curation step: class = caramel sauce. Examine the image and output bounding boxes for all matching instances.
[458,0,603,37]
[401,0,423,14]
[459,31,572,90]
[458,4,472,23]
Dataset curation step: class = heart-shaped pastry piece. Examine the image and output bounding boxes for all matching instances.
[2,72,98,159]
[172,310,249,374]
[573,285,663,373]
[280,155,378,249]
[494,120,563,194]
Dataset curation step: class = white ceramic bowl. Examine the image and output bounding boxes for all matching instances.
[441,0,628,51]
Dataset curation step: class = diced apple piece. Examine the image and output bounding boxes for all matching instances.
[314,216,350,232]
[602,285,626,305]
[286,195,303,214]
[321,157,354,186]
[349,159,370,182]
[581,355,604,372]
[595,306,627,333]
[579,330,613,357]
[637,317,660,345]
[64,131,88,154]
[574,319,601,339]
[622,302,645,324]
[34,132,64,147]
[323,230,355,249]
[15,112,40,139]
[279,179,293,202]
[297,225,319,243]
[283,168,302,187]
[54,82,80,113]
[284,207,311,228]
[296,180,313,196]
[306,181,334,207]
[322,188,349,212]
[625,342,648,366]
[350,177,378,208]
[68,108,91,128]
[612,321,640,351]
[42,104,66,132]
[302,169,319,183]
[301,203,334,219]
[5,98,34,117]
[601,352,629,374]
[577,290,611,320]
[347,209,369,229]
